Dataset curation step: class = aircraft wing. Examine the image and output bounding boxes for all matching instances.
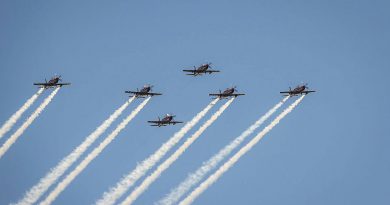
[231,94,245,97]
[279,90,315,96]
[209,93,245,97]
[148,92,162,96]
[125,91,162,97]
[34,83,49,86]
[169,121,183,124]
[206,70,220,73]
[125,91,143,97]
[33,83,70,87]
[56,83,71,86]
[209,93,229,98]
[183,70,199,76]
[209,93,245,98]
[147,120,161,124]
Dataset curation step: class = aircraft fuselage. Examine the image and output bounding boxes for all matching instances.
[222,88,235,95]
[47,77,60,85]
[290,86,306,94]
[161,116,173,123]
[197,64,210,72]
[139,86,151,93]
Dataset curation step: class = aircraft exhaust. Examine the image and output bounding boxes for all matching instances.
[179,95,305,205]
[0,87,60,159]
[40,97,151,205]
[96,98,219,205]
[0,88,44,139]
[158,96,289,205]
[120,98,235,205]
[14,97,136,205]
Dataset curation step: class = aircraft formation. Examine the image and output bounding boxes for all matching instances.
[32,64,314,128]
[0,63,316,205]
[33,64,314,127]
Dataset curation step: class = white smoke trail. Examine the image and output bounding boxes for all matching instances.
[14,97,135,205]
[0,88,44,139]
[0,88,60,159]
[39,97,150,205]
[179,95,305,205]
[121,98,235,205]
[158,96,289,205]
[96,99,219,205]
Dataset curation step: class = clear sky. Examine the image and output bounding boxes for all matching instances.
[0,0,389,204]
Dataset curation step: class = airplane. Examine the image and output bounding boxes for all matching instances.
[125,85,162,98]
[209,86,245,99]
[280,84,316,96]
[147,114,183,127]
[183,63,220,76]
[33,75,71,89]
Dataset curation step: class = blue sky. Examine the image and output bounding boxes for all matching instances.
[0,0,389,204]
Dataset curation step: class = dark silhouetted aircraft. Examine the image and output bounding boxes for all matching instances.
[34,75,70,89]
[183,63,220,76]
[125,85,162,98]
[209,87,245,99]
[280,84,316,96]
[148,114,183,127]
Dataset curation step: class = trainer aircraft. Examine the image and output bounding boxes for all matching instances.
[183,63,220,76]
[209,87,245,99]
[148,114,183,127]
[125,85,162,98]
[280,84,316,96]
[34,75,70,89]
